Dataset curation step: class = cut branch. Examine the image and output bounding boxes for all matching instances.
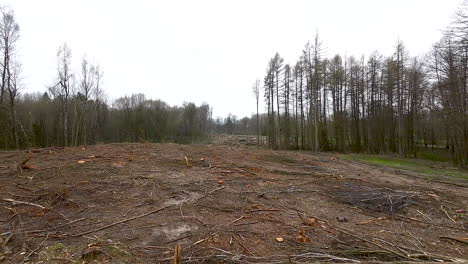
[72,205,171,237]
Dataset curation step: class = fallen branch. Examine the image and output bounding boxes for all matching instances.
[201,249,360,263]
[245,209,281,213]
[21,233,49,263]
[356,216,388,225]
[165,235,192,244]
[195,186,226,203]
[245,216,287,225]
[1,213,18,223]
[207,186,225,195]
[228,216,244,225]
[440,205,456,223]
[2,198,47,209]
[331,225,413,260]
[191,238,206,247]
[440,236,468,245]
[72,205,171,237]
[394,214,466,231]
[54,218,86,229]
[232,234,253,255]
[17,157,31,173]
[234,221,259,226]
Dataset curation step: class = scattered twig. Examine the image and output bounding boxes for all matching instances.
[394,214,466,231]
[133,245,173,251]
[72,205,171,237]
[17,157,31,173]
[165,235,192,244]
[2,198,47,209]
[406,231,426,252]
[245,209,281,213]
[1,212,18,223]
[54,218,86,229]
[416,210,431,221]
[191,238,206,247]
[21,232,49,263]
[0,233,12,256]
[331,225,413,260]
[197,205,234,212]
[374,237,410,257]
[49,257,73,262]
[209,246,235,255]
[356,216,387,225]
[207,186,225,195]
[195,186,226,203]
[173,242,181,264]
[245,216,287,225]
[228,216,244,225]
[234,221,259,226]
[15,184,35,192]
[232,234,253,255]
[440,205,456,223]
[440,236,468,245]
[201,249,360,263]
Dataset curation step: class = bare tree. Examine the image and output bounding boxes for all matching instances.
[0,7,19,148]
[252,79,260,147]
[79,56,97,146]
[51,43,73,147]
[0,7,19,104]
[7,60,21,149]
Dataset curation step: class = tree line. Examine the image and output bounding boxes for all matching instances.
[0,6,213,149]
[249,6,468,166]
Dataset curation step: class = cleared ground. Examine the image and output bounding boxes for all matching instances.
[0,136,467,263]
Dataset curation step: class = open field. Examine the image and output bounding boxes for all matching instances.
[1,137,468,263]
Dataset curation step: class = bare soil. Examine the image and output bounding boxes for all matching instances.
[1,136,467,263]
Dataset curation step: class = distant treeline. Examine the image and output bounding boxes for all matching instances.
[245,4,468,166]
[0,6,215,148]
[7,92,213,147]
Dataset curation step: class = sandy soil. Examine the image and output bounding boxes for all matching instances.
[0,137,467,263]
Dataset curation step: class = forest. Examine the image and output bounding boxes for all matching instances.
[0,8,213,149]
[0,4,467,167]
[243,18,468,166]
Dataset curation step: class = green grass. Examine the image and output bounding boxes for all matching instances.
[417,149,451,162]
[38,241,136,263]
[340,153,468,181]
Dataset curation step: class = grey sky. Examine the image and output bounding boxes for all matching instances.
[6,0,463,118]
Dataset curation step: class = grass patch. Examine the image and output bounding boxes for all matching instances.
[37,241,136,264]
[340,153,468,181]
[417,149,451,162]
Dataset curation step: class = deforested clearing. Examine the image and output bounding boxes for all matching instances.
[0,136,467,263]
[2,1,468,263]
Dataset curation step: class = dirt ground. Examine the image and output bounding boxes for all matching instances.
[1,136,468,263]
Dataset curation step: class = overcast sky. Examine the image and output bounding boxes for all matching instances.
[5,0,464,118]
